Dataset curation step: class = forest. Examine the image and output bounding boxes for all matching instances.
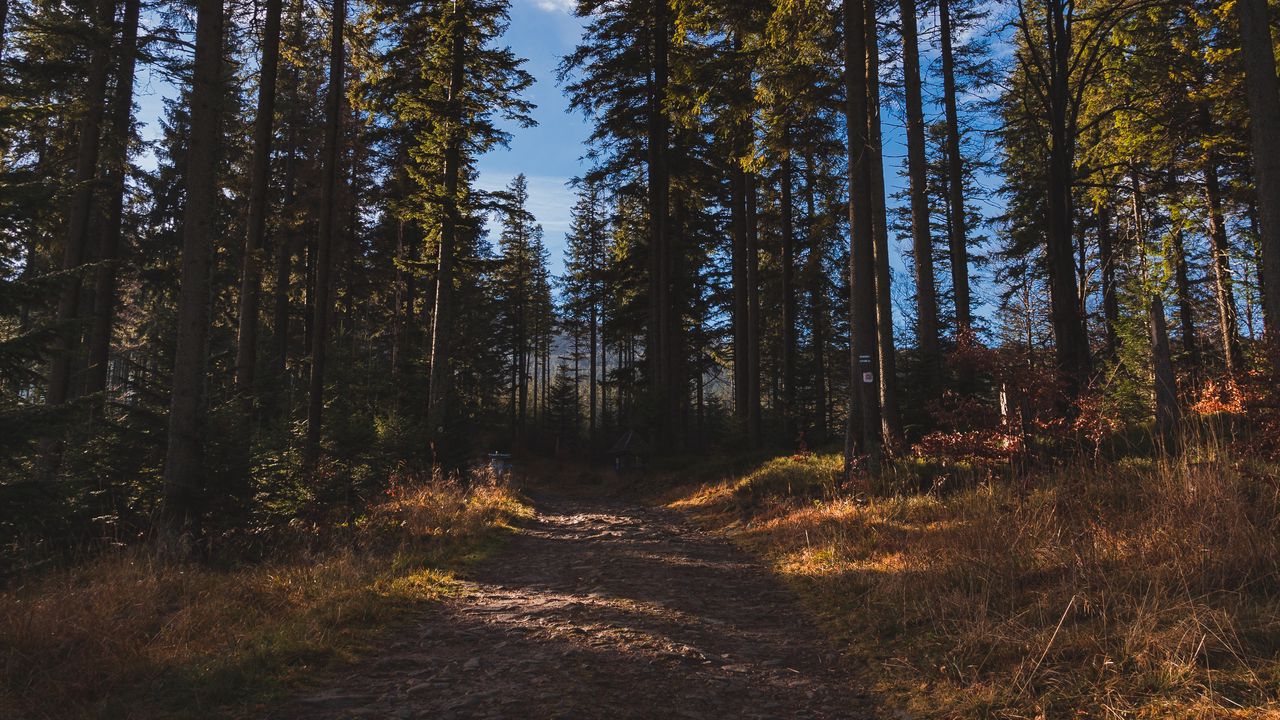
[3,0,1280,716]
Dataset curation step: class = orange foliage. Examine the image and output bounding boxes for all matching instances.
[1189,377,1247,416]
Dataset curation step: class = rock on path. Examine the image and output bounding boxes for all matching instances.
[278,494,875,719]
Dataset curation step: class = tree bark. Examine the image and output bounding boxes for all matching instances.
[1236,0,1280,342]
[844,0,882,469]
[47,0,118,410]
[866,11,902,447]
[305,0,345,468]
[589,302,597,449]
[270,0,305,385]
[0,0,9,62]
[1170,228,1198,370]
[668,188,687,442]
[781,151,796,440]
[804,152,827,444]
[1044,0,1091,402]
[162,0,224,530]
[426,2,465,457]
[731,140,749,433]
[234,0,284,397]
[898,0,939,382]
[646,0,671,448]
[1204,157,1243,374]
[746,173,762,446]
[1096,203,1119,356]
[1150,295,1181,452]
[939,0,970,333]
[85,0,141,411]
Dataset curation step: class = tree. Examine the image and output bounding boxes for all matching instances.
[563,180,610,448]
[1007,0,1150,402]
[85,0,141,411]
[844,0,882,466]
[234,0,285,400]
[305,0,346,468]
[47,0,117,415]
[1235,0,1280,342]
[495,174,550,439]
[563,0,683,449]
[898,0,940,388]
[939,0,972,335]
[162,0,226,531]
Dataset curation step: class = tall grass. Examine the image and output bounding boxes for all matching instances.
[674,445,1280,718]
[0,471,530,720]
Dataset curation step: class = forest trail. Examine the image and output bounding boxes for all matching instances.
[279,492,875,719]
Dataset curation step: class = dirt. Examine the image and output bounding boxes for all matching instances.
[276,492,876,719]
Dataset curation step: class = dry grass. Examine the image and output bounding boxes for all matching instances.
[0,473,531,720]
[673,449,1280,718]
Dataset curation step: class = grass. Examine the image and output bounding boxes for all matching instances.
[0,473,532,720]
[671,447,1280,718]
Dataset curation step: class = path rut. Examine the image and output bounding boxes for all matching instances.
[280,493,875,719]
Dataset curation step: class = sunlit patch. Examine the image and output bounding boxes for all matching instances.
[672,451,1280,717]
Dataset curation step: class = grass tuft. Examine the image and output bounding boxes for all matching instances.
[0,473,529,720]
[674,448,1280,718]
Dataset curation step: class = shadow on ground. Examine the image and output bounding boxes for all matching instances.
[274,491,876,720]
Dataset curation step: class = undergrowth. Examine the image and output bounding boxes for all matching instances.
[672,445,1280,718]
[0,471,531,720]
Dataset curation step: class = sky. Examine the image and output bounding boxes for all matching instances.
[125,0,1011,318]
[474,0,592,277]
[467,0,1011,317]
[129,0,594,276]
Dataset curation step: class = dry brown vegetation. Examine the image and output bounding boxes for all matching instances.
[671,448,1280,718]
[0,473,530,720]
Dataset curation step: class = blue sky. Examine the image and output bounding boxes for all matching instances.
[130,0,593,275]
[475,0,592,276]
[127,0,1008,315]
[479,0,1010,311]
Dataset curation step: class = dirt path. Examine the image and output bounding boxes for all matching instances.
[280,493,875,719]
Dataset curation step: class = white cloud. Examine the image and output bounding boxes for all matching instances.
[475,173,576,275]
[533,0,575,12]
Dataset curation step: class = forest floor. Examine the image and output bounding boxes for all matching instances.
[273,489,876,720]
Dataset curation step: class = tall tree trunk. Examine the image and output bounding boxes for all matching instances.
[85,0,140,412]
[1236,0,1280,342]
[781,151,797,441]
[425,3,466,458]
[898,0,939,384]
[866,12,902,447]
[517,258,527,434]
[162,0,224,530]
[844,0,882,469]
[939,0,970,333]
[1096,202,1119,356]
[1044,0,1091,402]
[391,216,405,379]
[600,332,608,433]
[1204,157,1243,374]
[731,163,749,433]
[589,303,597,449]
[0,0,9,62]
[543,329,551,419]
[235,0,284,397]
[668,188,686,443]
[746,173,762,446]
[804,152,827,443]
[1150,295,1181,451]
[646,0,671,448]
[305,0,345,468]
[47,0,118,410]
[1170,228,1198,370]
[271,0,305,385]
